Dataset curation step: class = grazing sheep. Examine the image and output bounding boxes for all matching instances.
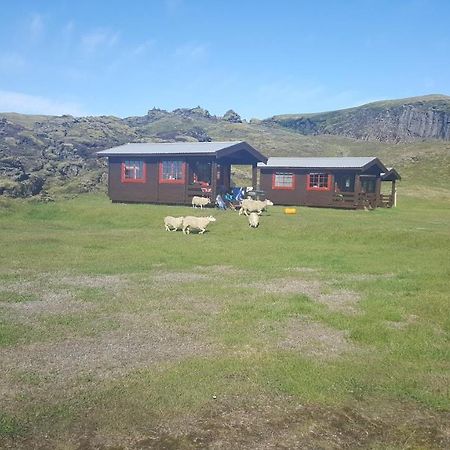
[239,199,274,216]
[164,216,184,232]
[192,196,211,209]
[248,212,260,228]
[182,216,216,234]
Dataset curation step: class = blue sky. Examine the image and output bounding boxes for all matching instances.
[0,0,449,118]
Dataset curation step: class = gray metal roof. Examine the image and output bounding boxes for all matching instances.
[381,167,401,181]
[258,156,382,169]
[97,141,243,156]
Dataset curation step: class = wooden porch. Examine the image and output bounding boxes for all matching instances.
[184,158,259,205]
[332,192,395,209]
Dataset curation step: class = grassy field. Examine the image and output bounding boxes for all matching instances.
[0,188,449,448]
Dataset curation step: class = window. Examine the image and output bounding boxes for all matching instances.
[334,174,354,192]
[121,160,146,183]
[159,160,185,184]
[307,173,332,191]
[361,177,376,193]
[272,172,295,190]
[190,160,212,185]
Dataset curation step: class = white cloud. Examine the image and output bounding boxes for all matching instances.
[29,13,45,41]
[0,90,86,116]
[62,20,75,37]
[132,39,155,56]
[174,42,208,61]
[81,29,119,53]
[251,79,380,116]
[165,0,183,14]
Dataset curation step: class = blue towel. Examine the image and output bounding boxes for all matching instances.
[232,187,245,201]
[215,195,226,209]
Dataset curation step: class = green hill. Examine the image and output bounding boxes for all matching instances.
[1,97,449,199]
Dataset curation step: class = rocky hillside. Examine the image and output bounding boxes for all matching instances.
[0,107,244,199]
[264,95,450,142]
[1,96,449,199]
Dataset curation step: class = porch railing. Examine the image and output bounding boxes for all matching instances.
[378,194,394,208]
[333,192,393,208]
[332,192,358,207]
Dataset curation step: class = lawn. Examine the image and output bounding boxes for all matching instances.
[0,190,449,449]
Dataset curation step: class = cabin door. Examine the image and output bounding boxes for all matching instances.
[334,174,355,192]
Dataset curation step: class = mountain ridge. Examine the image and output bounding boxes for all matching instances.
[263,94,450,142]
[271,94,450,119]
[1,94,449,199]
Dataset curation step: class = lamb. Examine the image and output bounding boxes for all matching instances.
[192,196,211,209]
[163,216,184,232]
[182,216,216,234]
[248,212,260,228]
[239,198,274,216]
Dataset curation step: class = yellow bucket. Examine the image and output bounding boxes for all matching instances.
[284,207,297,215]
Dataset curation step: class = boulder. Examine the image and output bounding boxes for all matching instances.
[223,109,242,123]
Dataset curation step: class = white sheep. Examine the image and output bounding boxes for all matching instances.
[191,196,211,209]
[182,216,216,234]
[164,216,184,232]
[239,199,274,216]
[248,212,260,228]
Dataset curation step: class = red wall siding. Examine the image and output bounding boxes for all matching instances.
[260,169,340,208]
[108,157,186,204]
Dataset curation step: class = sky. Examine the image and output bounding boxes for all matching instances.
[0,0,449,119]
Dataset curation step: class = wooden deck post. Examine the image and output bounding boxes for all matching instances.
[224,164,231,190]
[184,161,189,204]
[375,177,382,208]
[220,164,231,191]
[354,174,362,209]
[392,180,397,207]
[211,160,218,200]
[252,164,258,189]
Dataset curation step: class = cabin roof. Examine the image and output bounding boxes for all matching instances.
[381,167,402,181]
[97,141,241,155]
[258,156,387,171]
[97,141,267,163]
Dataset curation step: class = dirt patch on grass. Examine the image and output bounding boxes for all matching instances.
[158,293,223,316]
[247,277,360,314]
[0,272,130,322]
[3,393,449,449]
[317,290,361,314]
[150,271,210,284]
[255,278,322,297]
[0,312,216,388]
[199,265,245,276]
[75,395,450,450]
[2,271,127,308]
[3,272,128,292]
[0,291,95,319]
[284,266,318,273]
[59,274,125,289]
[278,318,356,359]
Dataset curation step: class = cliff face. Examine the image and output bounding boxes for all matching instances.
[265,95,450,142]
[356,104,450,141]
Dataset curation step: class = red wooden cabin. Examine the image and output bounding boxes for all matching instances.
[258,157,400,209]
[97,141,267,205]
